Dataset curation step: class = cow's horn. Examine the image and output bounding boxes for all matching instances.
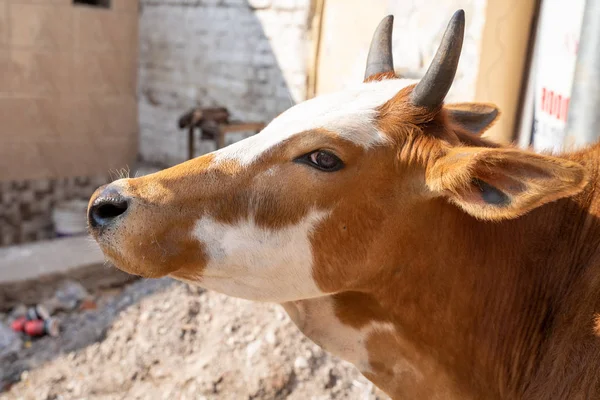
[411,10,465,109]
[364,15,395,80]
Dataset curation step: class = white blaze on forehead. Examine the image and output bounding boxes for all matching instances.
[215,79,417,165]
[189,209,329,302]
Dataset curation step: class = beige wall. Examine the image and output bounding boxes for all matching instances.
[314,0,537,145]
[314,0,488,102]
[0,0,139,182]
[474,0,538,143]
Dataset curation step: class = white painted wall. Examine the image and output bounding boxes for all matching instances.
[138,0,488,165]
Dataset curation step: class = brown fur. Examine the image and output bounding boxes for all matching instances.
[89,83,600,399]
[365,71,398,82]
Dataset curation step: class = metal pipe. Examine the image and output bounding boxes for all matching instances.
[564,0,600,149]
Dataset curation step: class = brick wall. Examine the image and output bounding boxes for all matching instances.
[0,176,109,247]
[0,0,138,247]
[138,0,310,166]
[138,0,488,166]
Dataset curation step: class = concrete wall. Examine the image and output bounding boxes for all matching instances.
[0,0,139,182]
[138,0,492,166]
[138,0,310,166]
[315,0,487,102]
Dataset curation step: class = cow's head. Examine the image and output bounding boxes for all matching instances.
[88,10,587,302]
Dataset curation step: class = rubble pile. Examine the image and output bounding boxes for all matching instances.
[1,278,389,399]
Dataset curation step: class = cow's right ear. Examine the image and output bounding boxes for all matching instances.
[425,147,588,221]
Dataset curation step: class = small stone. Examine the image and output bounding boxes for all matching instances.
[265,330,278,345]
[251,326,261,337]
[79,299,97,311]
[151,366,170,379]
[276,310,287,321]
[53,280,90,311]
[294,356,309,370]
[9,304,27,320]
[140,311,151,322]
[224,323,239,334]
[246,340,262,359]
[0,322,22,360]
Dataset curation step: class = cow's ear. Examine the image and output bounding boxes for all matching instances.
[426,147,588,220]
[444,103,500,136]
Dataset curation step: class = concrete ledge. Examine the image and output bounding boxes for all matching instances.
[0,236,104,283]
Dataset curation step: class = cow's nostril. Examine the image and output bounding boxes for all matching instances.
[96,201,128,219]
[88,186,130,229]
[89,198,129,228]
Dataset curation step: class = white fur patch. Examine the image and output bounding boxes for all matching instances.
[188,209,329,302]
[214,79,417,165]
[283,297,398,374]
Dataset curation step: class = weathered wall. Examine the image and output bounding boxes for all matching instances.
[475,0,538,143]
[138,0,310,166]
[315,0,487,102]
[0,0,139,247]
[138,0,492,166]
[0,0,139,181]
[0,175,109,246]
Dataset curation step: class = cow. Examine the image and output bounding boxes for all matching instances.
[87,10,600,399]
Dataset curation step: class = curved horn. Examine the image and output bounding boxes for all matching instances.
[364,15,395,80]
[411,10,465,109]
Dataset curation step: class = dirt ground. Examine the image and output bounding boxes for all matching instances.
[1,270,389,400]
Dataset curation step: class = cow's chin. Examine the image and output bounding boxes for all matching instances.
[97,242,173,279]
[105,256,163,279]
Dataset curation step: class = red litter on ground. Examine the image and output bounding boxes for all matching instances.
[23,318,60,337]
[10,316,27,332]
[25,304,51,321]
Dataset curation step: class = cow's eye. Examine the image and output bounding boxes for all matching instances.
[296,150,344,172]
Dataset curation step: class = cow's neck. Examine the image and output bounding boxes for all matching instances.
[285,148,600,399]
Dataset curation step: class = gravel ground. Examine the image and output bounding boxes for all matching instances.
[1,276,389,399]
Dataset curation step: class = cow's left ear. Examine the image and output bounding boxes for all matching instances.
[426,147,588,221]
[444,103,500,136]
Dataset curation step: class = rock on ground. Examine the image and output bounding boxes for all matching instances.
[1,278,389,399]
[0,322,21,362]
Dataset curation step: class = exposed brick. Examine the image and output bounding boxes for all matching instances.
[0,176,109,247]
[137,0,483,167]
[222,0,248,6]
[138,0,309,165]
[248,0,272,10]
